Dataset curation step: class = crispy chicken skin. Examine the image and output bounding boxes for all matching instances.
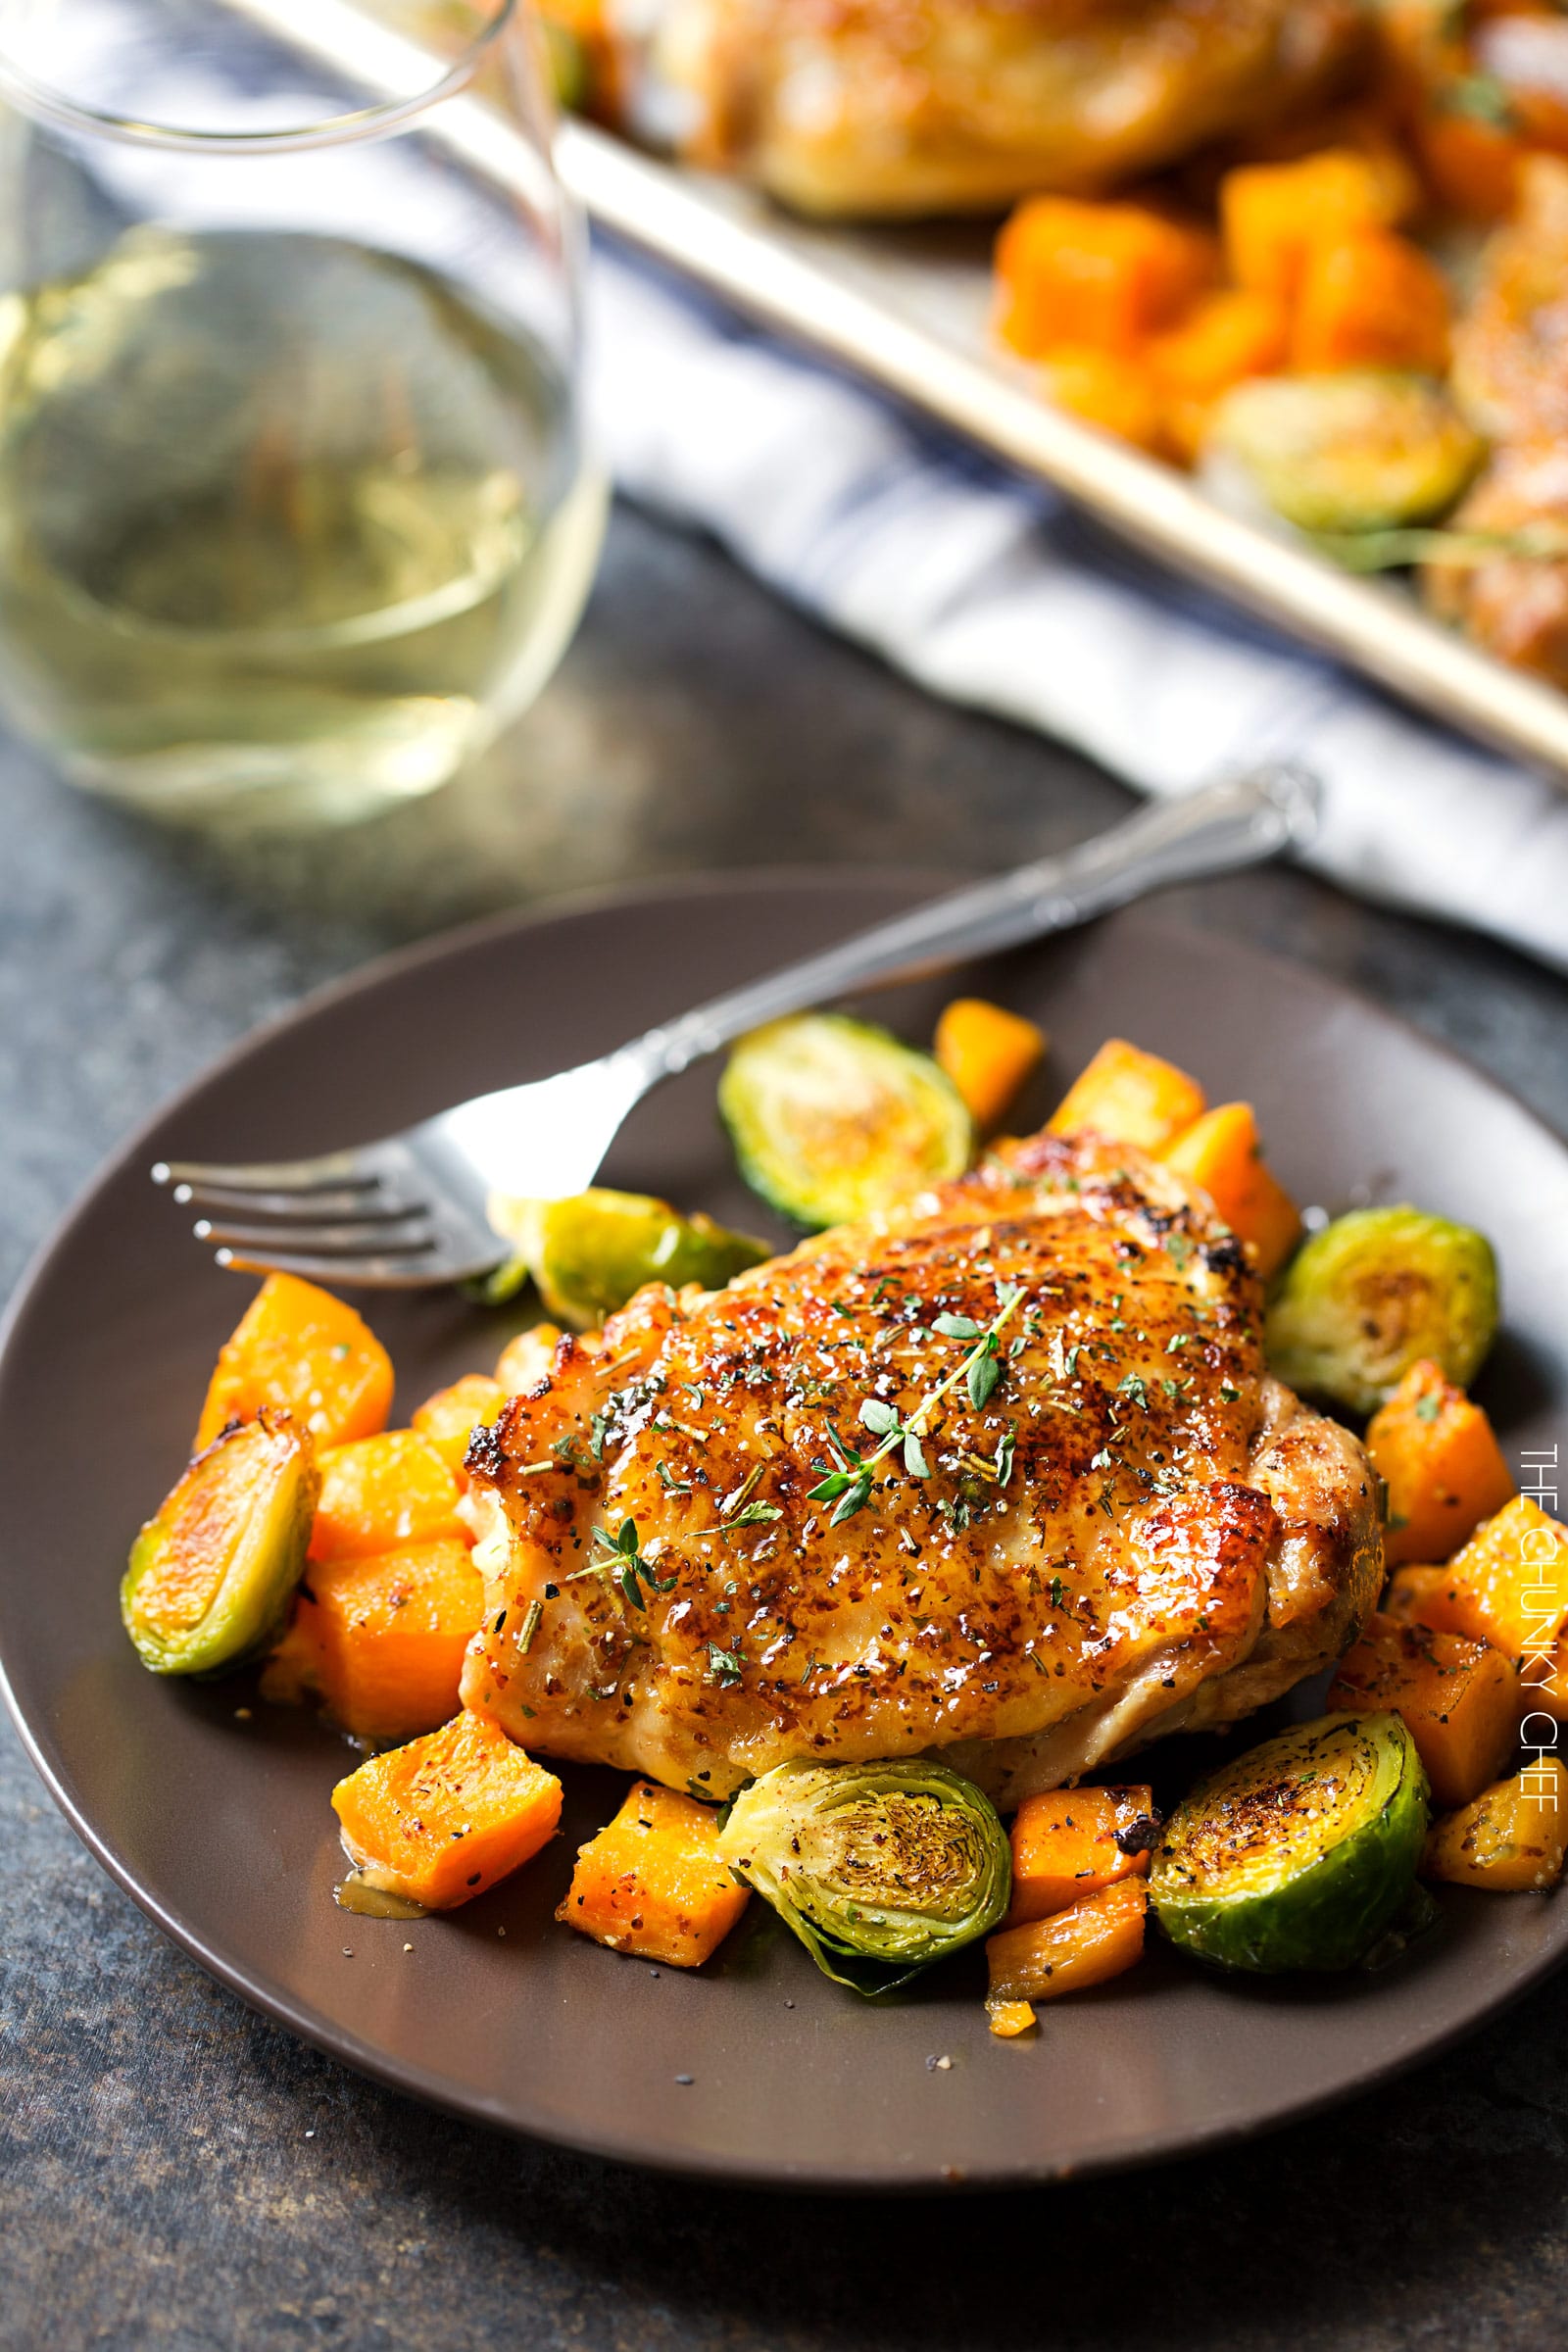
[565,0,1365,217]
[461,1131,1380,1806]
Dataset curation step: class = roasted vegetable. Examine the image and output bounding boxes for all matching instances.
[718,1015,973,1231]
[1151,289,1290,465]
[1291,230,1451,374]
[986,1879,1149,2010]
[1037,347,1168,453]
[1221,149,1416,307]
[1006,1784,1155,1924]
[996,197,1217,359]
[122,1410,318,1677]
[558,1780,751,1967]
[716,1758,1010,1993]
[1366,1358,1515,1567]
[933,997,1047,1132]
[1047,1037,1205,1152]
[195,1273,393,1452]
[484,1189,769,1326]
[263,1534,484,1745]
[1151,1712,1429,1973]
[410,1373,507,1481]
[309,1431,465,1562]
[1424,1756,1568,1891]
[1263,1204,1499,1414]
[1388,1497,1568,1720]
[1329,1615,1520,1810]
[1206,372,1484,535]
[1161,1102,1302,1281]
[331,1710,562,1909]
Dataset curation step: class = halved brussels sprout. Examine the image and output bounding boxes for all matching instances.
[1264,1204,1499,1414]
[716,1757,1010,1993]
[1151,1711,1429,1974]
[122,1409,318,1677]
[718,1013,974,1231]
[1205,371,1484,535]
[482,1188,769,1325]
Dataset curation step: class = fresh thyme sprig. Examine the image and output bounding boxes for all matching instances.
[592,1518,676,1610]
[808,1281,1027,1527]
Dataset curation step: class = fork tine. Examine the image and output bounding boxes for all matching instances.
[177,1182,425,1220]
[152,1152,384,1194]
[213,1245,500,1289]
[193,1216,439,1255]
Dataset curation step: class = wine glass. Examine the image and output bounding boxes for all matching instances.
[0,0,607,826]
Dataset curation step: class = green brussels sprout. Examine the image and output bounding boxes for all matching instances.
[1152,1711,1429,1974]
[122,1409,318,1677]
[717,1757,1011,1994]
[481,1188,770,1325]
[1264,1204,1499,1413]
[718,1013,974,1231]
[1206,371,1484,535]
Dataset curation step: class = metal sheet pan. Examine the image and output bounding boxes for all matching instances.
[558,119,1568,788]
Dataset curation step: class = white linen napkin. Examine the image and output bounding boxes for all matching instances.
[586,249,1568,975]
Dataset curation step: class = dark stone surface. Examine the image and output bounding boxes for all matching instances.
[2,501,1566,2352]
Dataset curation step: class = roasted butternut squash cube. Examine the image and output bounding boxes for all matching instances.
[986,1997,1038,2038]
[1007,1784,1155,1924]
[1291,229,1451,372]
[933,999,1047,1132]
[310,1431,466,1562]
[1047,1039,1206,1152]
[997,198,1217,360]
[1366,1358,1516,1568]
[1392,1499,1568,1720]
[986,1878,1148,2001]
[1424,1755,1568,1891]
[1221,148,1415,305]
[1328,1612,1519,1808]
[268,1536,485,1745]
[1036,346,1168,453]
[332,1710,561,1909]
[196,1273,393,1452]
[558,1780,750,1967]
[410,1373,507,1482]
[1161,1102,1302,1280]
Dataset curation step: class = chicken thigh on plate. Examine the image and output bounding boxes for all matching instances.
[555,0,1367,217]
[462,1128,1381,1808]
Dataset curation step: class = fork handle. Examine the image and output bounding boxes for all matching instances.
[627,765,1319,1081]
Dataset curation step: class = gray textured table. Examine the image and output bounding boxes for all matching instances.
[4,502,1567,2352]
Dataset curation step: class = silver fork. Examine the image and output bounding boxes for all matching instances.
[152,766,1319,1286]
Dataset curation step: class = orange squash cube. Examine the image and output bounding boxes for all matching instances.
[195,1273,393,1453]
[1391,1499,1568,1719]
[1152,289,1291,464]
[986,1997,1039,2037]
[933,998,1048,1131]
[1329,1612,1519,1808]
[1036,347,1168,452]
[1424,1754,1568,1890]
[1047,1038,1206,1152]
[331,1710,561,1909]
[986,1878,1148,2002]
[1006,1784,1155,1924]
[1161,1102,1302,1280]
[558,1780,750,1967]
[1221,148,1414,305]
[1417,104,1525,224]
[1366,1359,1516,1568]
[997,198,1218,360]
[410,1373,507,1482]
[270,1536,486,1745]
[1291,229,1452,372]
[309,1431,466,1563]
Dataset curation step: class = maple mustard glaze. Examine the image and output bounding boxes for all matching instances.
[461,1131,1381,1807]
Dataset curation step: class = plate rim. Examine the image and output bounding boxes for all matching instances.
[4,866,1566,2192]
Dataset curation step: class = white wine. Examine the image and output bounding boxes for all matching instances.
[0,226,606,823]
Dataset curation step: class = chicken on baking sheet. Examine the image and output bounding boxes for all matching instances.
[460,1126,1382,1809]
[547,0,1367,217]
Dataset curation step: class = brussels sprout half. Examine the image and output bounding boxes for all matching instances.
[718,1013,974,1231]
[1264,1204,1499,1414]
[717,1757,1011,1994]
[1205,371,1484,536]
[122,1408,318,1677]
[1151,1711,1429,1974]
[481,1187,770,1325]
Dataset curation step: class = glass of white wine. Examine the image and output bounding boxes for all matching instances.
[0,0,608,825]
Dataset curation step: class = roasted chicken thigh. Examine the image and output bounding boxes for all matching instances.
[561,0,1366,217]
[462,1130,1380,1806]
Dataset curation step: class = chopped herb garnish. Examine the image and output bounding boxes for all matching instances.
[592,1517,675,1610]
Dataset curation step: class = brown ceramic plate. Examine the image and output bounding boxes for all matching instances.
[3,874,1567,2191]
